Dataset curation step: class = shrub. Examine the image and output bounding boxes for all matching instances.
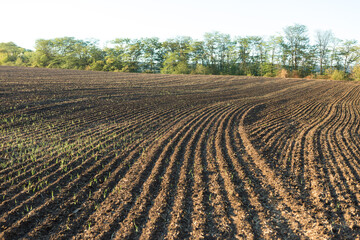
[290,70,300,78]
[277,69,289,78]
[191,64,211,75]
[331,70,347,80]
[316,74,329,79]
[305,74,315,80]
[351,65,360,81]
[264,72,275,77]
[88,60,105,71]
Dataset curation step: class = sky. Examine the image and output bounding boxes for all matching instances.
[1,0,360,50]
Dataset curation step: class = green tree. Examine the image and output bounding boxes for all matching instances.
[141,37,162,73]
[31,39,55,67]
[315,30,333,75]
[161,52,190,74]
[203,32,234,74]
[352,65,360,80]
[339,40,360,73]
[263,35,283,76]
[0,42,31,65]
[283,24,310,72]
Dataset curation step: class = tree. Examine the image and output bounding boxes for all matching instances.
[339,40,360,73]
[141,37,162,73]
[203,32,234,74]
[110,38,143,72]
[235,36,252,75]
[262,35,283,76]
[315,30,333,75]
[329,37,342,70]
[31,39,55,67]
[160,52,190,74]
[283,24,310,72]
[189,40,206,68]
[0,42,31,65]
[352,65,360,80]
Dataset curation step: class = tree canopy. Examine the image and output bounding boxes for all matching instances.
[1,24,360,80]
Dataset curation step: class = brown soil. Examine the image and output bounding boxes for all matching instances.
[0,66,359,239]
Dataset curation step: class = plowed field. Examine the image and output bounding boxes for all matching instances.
[1,66,360,239]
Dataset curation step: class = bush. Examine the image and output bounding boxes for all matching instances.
[191,64,211,75]
[352,65,360,81]
[88,60,105,71]
[316,74,329,79]
[263,72,275,77]
[331,70,347,80]
[277,69,289,78]
[305,74,315,80]
[290,70,301,78]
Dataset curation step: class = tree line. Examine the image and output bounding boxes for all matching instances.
[1,24,360,80]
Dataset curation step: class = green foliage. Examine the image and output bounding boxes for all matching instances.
[161,52,190,74]
[261,63,276,77]
[331,70,347,80]
[283,24,310,72]
[191,64,211,75]
[1,24,360,80]
[351,65,360,80]
[88,60,105,71]
[0,42,30,65]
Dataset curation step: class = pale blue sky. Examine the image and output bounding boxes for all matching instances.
[1,0,360,50]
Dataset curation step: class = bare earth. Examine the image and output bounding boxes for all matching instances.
[0,66,359,239]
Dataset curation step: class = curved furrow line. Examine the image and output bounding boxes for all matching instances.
[342,99,360,161]
[248,100,326,181]
[212,104,265,239]
[109,105,230,240]
[1,115,131,177]
[223,105,308,238]
[188,109,227,240]
[310,90,360,238]
[226,108,278,239]
[262,127,295,171]
[319,106,360,234]
[137,105,228,240]
[0,123,125,188]
[291,85,358,224]
[334,99,360,170]
[163,105,238,239]
[248,104,322,200]
[203,107,241,238]
[0,106,157,175]
[334,100,360,173]
[250,95,320,133]
[0,131,144,235]
[0,106,204,239]
[29,107,203,240]
[328,109,360,193]
[313,103,352,206]
[0,104,186,190]
[349,107,360,155]
[239,104,332,239]
[0,110,175,240]
[229,107,307,239]
[270,85,351,197]
[300,85,359,206]
[0,115,151,203]
[1,103,111,143]
[249,99,323,146]
[0,103,181,183]
[75,104,224,240]
[0,101,159,159]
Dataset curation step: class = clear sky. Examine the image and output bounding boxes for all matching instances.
[1,0,360,50]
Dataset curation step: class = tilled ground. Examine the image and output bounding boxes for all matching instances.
[0,66,359,239]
